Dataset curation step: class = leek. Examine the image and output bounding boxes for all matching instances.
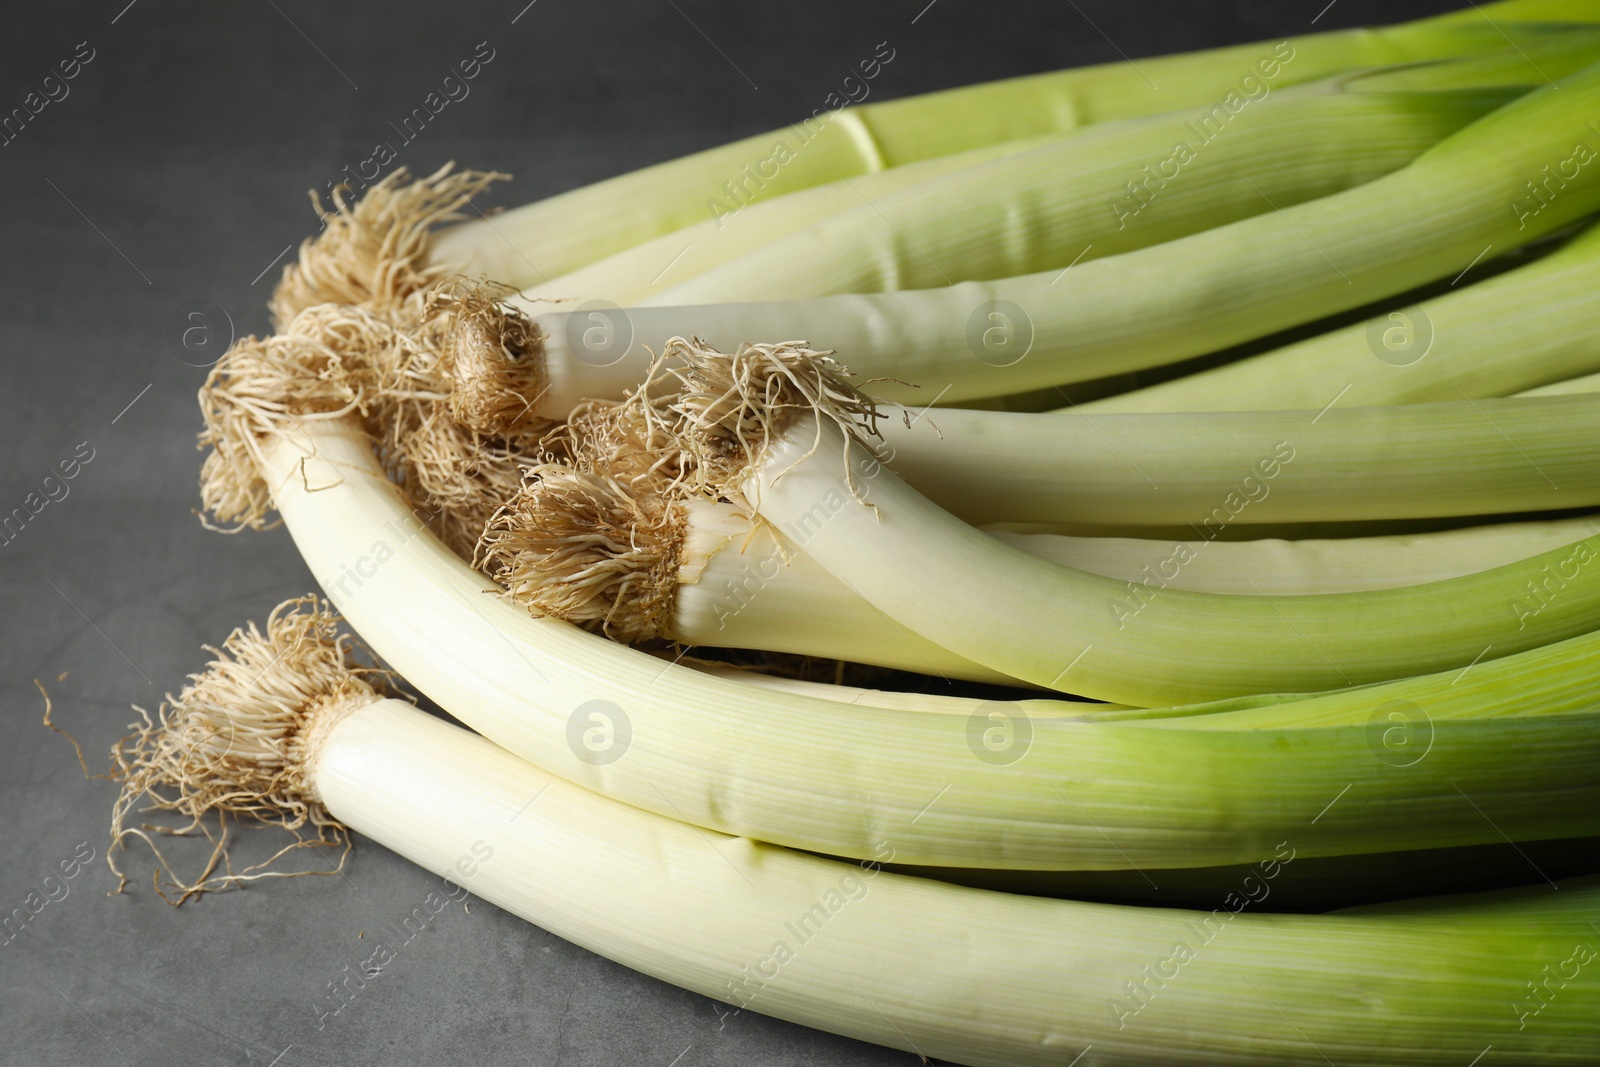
[660,345,1600,704]
[875,393,1600,526]
[427,3,1567,288]
[480,465,1600,683]
[1085,220,1600,412]
[640,63,1524,305]
[109,599,1600,1066]
[254,417,1600,868]
[270,4,1584,324]
[526,57,1600,410]
[567,344,1600,527]
[519,133,1050,307]
[747,409,1600,703]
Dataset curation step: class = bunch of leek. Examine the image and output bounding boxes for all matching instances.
[88,4,1600,1065]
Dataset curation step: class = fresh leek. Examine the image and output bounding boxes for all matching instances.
[108,598,1600,1066]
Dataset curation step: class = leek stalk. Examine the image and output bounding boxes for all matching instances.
[270,3,1589,323]
[429,4,1568,289]
[255,418,1600,869]
[1084,221,1600,413]
[482,469,1600,682]
[740,412,1600,704]
[111,600,1600,1066]
[875,394,1600,526]
[526,59,1600,410]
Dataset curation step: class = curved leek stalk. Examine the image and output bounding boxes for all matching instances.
[1083,221,1600,412]
[470,459,1017,685]
[426,7,1564,291]
[258,418,1600,868]
[673,500,1599,671]
[115,608,1600,1066]
[523,62,1511,316]
[483,467,1599,684]
[740,412,1600,704]
[991,515,1600,594]
[527,57,1600,408]
[314,711,1600,1067]
[873,395,1600,526]
[640,69,1517,305]
[520,132,1050,306]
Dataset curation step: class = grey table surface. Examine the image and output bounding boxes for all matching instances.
[0,1,1466,1064]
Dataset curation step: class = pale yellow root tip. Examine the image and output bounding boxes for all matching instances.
[477,463,685,644]
[559,337,887,508]
[198,287,549,558]
[106,596,396,905]
[430,282,548,439]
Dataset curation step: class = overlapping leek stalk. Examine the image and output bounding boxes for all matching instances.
[647,342,1600,704]
[1085,221,1600,413]
[421,1,1578,293]
[253,417,1600,869]
[478,464,1600,681]
[521,57,1600,412]
[107,598,1600,1067]
[876,393,1600,526]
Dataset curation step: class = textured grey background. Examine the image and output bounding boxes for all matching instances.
[0,2,1463,1064]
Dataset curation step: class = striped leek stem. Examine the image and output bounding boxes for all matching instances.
[519,132,1049,307]
[738,410,1600,704]
[1084,220,1600,413]
[258,418,1600,869]
[988,515,1600,594]
[639,63,1530,305]
[418,3,1573,293]
[111,605,1600,1065]
[521,59,1515,317]
[526,57,1600,410]
[872,394,1600,526]
[479,464,1599,684]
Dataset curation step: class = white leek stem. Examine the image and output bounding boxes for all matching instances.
[258,418,1600,868]
[741,412,1600,704]
[328,703,1600,1067]
[120,634,1600,1067]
